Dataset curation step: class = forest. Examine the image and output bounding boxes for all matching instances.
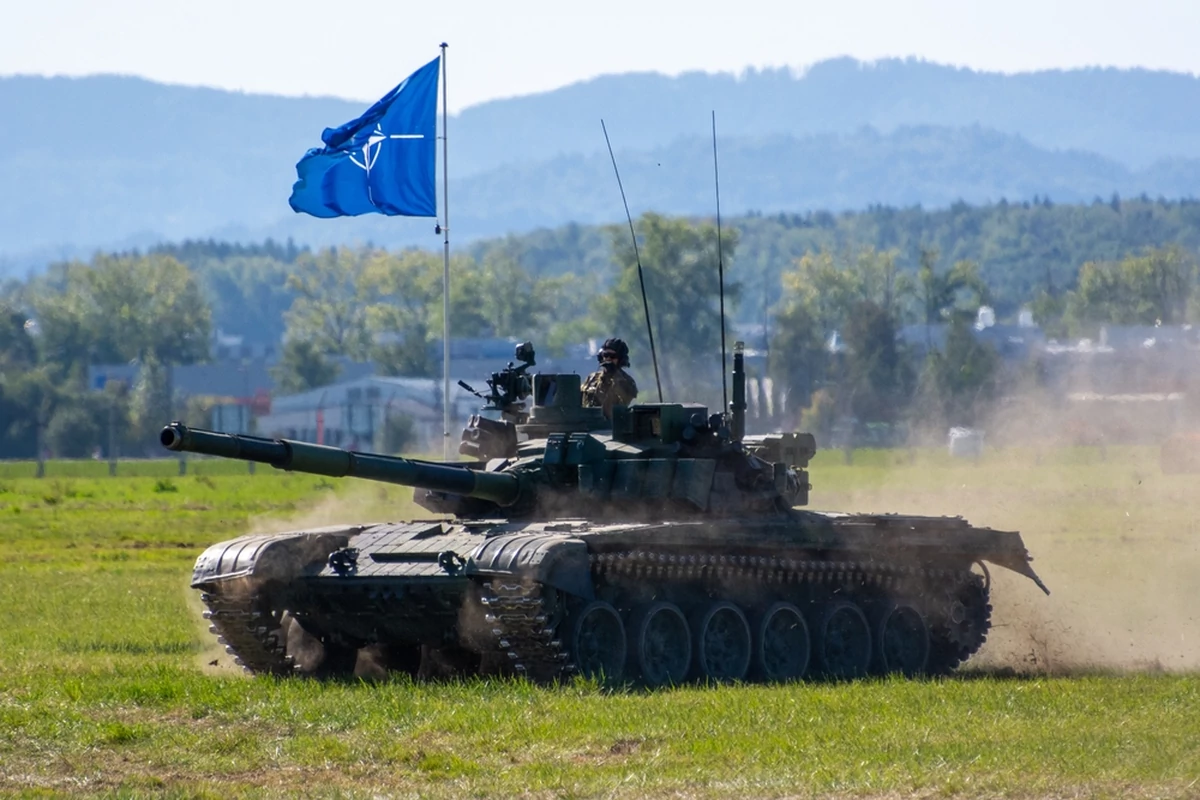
[2,198,1200,459]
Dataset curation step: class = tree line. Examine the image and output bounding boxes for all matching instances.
[3,201,1200,459]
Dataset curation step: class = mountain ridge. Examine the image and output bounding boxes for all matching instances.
[4,58,1200,272]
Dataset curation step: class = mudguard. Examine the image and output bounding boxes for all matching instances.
[190,526,361,587]
[467,533,594,600]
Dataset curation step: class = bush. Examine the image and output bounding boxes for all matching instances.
[379,412,416,455]
[799,389,838,444]
[45,405,105,458]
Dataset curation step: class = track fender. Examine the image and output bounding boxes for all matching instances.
[467,534,594,600]
[982,549,1051,595]
[190,526,360,587]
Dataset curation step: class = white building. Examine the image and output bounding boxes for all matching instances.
[255,376,478,452]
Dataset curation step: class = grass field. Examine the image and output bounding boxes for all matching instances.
[0,447,1197,798]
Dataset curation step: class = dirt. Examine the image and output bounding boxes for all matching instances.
[974,530,1200,674]
[827,447,1200,675]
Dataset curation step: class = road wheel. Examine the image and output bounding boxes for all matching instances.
[692,601,752,682]
[873,603,930,676]
[569,600,627,684]
[754,602,810,682]
[814,600,871,680]
[628,601,691,687]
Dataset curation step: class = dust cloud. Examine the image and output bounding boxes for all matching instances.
[822,387,1200,675]
[981,386,1200,673]
[244,481,427,537]
[974,543,1200,675]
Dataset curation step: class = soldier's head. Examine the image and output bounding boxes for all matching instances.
[597,338,630,368]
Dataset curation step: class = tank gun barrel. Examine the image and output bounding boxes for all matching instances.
[160,422,521,506]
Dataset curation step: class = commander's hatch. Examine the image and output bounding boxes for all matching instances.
[519,373,609,437]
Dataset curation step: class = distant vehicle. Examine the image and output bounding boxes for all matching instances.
[948,427,985,460]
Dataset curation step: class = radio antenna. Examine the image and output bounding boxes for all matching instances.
[601,119,663,402]
[712,110,729,415]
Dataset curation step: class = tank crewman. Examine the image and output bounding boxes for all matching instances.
[582,337,638,418]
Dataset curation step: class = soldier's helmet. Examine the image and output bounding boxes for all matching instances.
[598,338,631,367]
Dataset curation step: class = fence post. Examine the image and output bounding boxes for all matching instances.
[35,424,45,478]
[108,404,118,476]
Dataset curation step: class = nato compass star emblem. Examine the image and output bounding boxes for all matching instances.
[349,123,424,173]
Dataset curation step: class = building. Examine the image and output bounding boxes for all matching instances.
[255,375,475,452]
[86,336,615,451]
[253,339,599,451]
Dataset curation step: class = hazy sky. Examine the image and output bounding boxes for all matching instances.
[4,0,1198,112]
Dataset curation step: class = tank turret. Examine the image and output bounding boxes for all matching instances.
[162,339,815,520]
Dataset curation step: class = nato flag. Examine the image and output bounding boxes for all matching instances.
[289,56,440,218]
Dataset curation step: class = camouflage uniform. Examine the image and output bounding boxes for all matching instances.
[582,366,638,418]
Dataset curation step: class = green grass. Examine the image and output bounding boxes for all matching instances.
[0,469,421,560]
[0,449,1198,798]
[0,457,261,480]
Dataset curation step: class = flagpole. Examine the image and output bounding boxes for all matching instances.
[439,42,451,461]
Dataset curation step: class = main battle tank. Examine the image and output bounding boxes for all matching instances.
[165,342,1048,685]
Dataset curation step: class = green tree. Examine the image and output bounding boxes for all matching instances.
[915,248,988,326]
[0,366,62,472]
[776,247,911,333]
[0,386,37,457]
[1,295,49,458]
[0,301,37,371]
[276,244,585,385]
[769,295,829,426]
[30,254,211,372]
[838,300,910,424]
[470,246,591,345]
[45,403,105,459]
[377,411,416,455]
[360,249,448,377]
[282,247,376,359]
[770,246,912,424]
[1029,264,1068,339]
[1066,246,1198,332]
[596,213,740,405]
[270,339,341,395]
[275,246,403,390]
[128,355,174,452]
[197,254,297,345]
[914,318,1000,430]
[14,254,209,456]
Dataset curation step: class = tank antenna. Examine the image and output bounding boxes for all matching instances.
[712,110,729,417]
[601,119,663,402]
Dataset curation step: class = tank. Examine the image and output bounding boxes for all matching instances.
[165,342,1048,685]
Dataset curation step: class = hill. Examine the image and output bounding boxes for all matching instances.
[454,58,1200,172]
[4,59,1200,272]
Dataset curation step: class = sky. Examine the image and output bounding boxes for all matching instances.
[4,0,1199,112]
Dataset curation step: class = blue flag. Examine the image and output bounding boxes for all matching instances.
[289,56,440,218]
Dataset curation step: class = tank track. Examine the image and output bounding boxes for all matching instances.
[480,578,569,682]
[199,589,295,675]
[201,551,991,681]
[592,550,991,674]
